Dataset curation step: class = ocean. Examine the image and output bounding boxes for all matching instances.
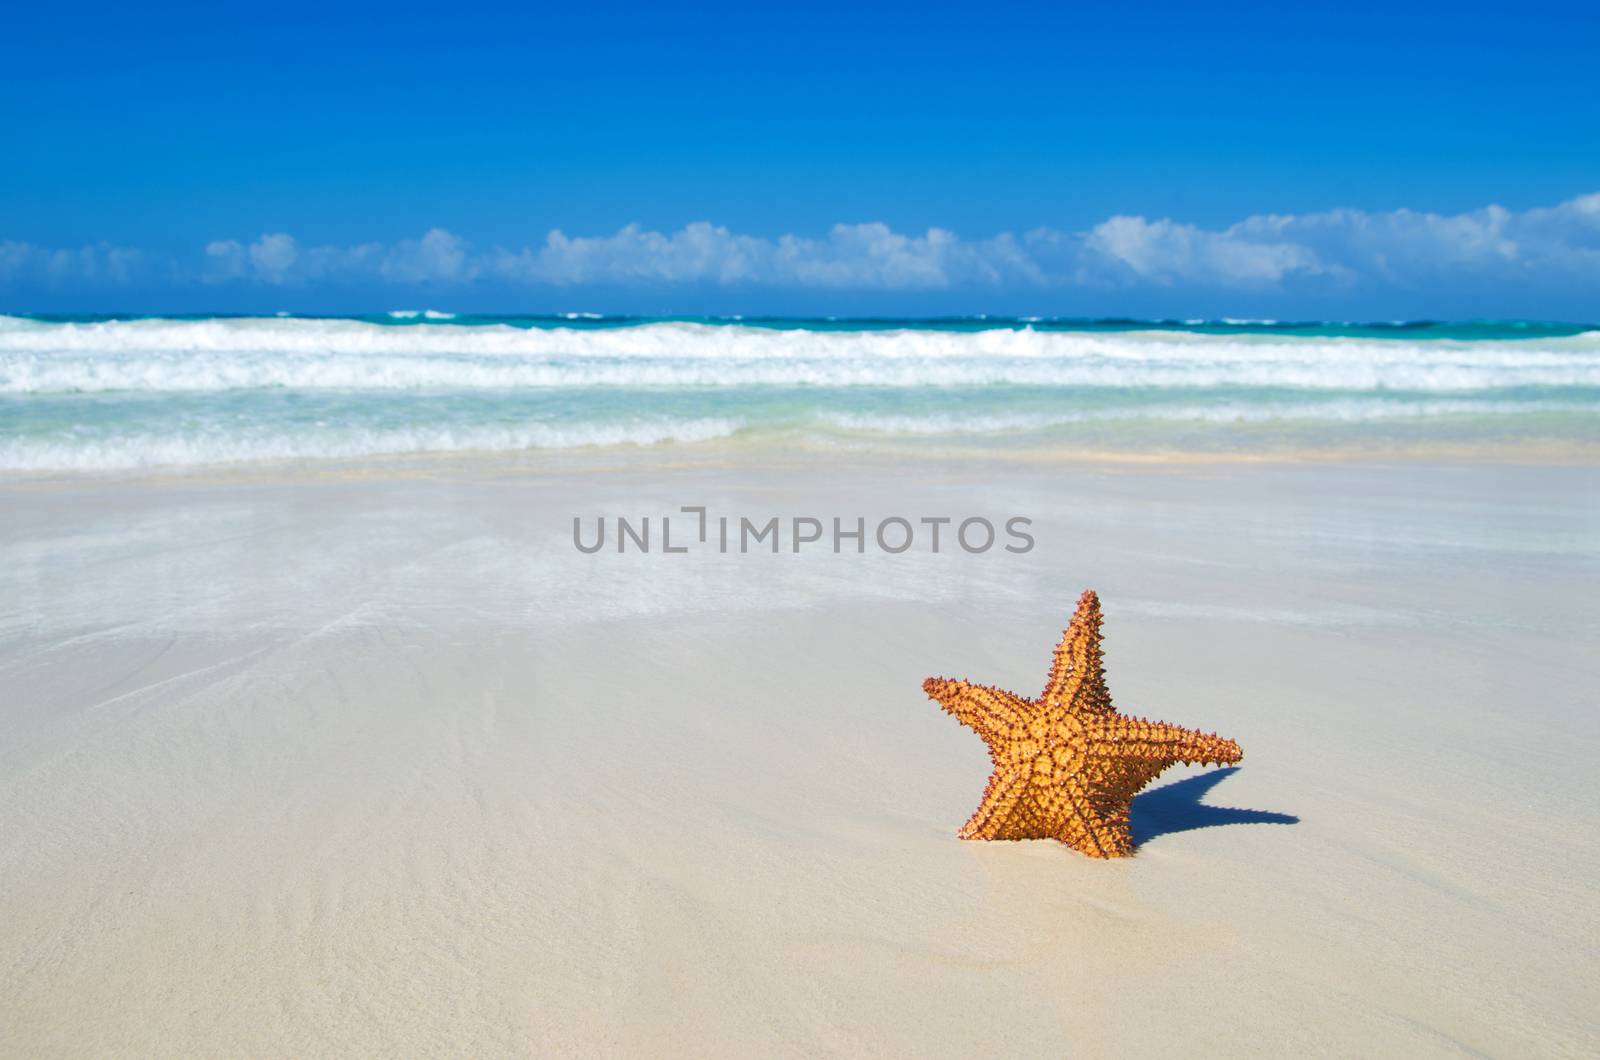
[2,313,1597,471]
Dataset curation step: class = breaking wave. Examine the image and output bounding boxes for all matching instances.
[3,315,1599,393]
[2,315,1596,471]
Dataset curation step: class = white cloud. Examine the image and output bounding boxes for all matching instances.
[379,228,470,284]
[477,192,1600,291]
[248,233,298,282]
[202,229,471,286]
[485,221,1054,290]
[502,222,767,285]
[204,239,247,281]
[205,234,304,284]
[1083,215,1329,284]
[771,223,958,288]
[6,193,1600,297]
[1,240,146,285]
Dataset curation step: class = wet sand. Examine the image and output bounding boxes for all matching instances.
[2,452,1597,1056]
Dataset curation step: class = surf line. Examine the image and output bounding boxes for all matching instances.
[572,507,1034,555]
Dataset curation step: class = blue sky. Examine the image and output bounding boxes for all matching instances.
[3,0,1598,317]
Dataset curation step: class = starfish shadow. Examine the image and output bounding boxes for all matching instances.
[1130,767,1298,849]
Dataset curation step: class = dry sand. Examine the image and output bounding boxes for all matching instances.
[2,452,1597,1056]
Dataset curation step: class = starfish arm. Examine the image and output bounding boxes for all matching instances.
[922,678,1034,746]
[957,766,1031,840]
[1041,589,1115,715]
[1042,779,1134,857]
[1080,803,1135,859]
[1057,810,1135,858]
[1084,715,1242,767]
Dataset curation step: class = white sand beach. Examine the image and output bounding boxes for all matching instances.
[2,450,1597,1056]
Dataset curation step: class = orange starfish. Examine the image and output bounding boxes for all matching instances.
[923,590,1242,858]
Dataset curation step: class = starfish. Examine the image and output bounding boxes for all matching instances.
[923,590,1242,858]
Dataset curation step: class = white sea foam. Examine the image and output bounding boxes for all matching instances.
[0,416,744,472]
[819,398,1591,435]
[2,316,1598,393]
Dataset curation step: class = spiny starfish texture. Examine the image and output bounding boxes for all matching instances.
[923,590,1241,858]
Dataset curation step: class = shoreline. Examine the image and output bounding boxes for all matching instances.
[5,433,1600,493]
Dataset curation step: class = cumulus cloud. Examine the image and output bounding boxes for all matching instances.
[201,193,1600,293]
[380,228,470,284]
[6,193,1600,299]
[1082,215,1330,284]
[0,240,147,285]
[249,233,298,281]
[483,221,1030,289]
[1075,194,1600,291]
[204,230,470,286]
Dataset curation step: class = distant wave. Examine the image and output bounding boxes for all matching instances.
[3,315,1599,393]
[386,309,455,320]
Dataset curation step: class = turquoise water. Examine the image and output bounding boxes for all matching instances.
[2,313,1597,470]
[23,313,1598,341]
